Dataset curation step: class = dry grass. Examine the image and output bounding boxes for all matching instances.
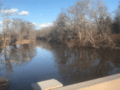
[0,39,36,49]
[1,38,10,41]
[16,39,36,45]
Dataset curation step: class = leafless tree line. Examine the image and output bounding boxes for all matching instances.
[0,1,36,47]
[0,18,36,46]
[36,0,120,49]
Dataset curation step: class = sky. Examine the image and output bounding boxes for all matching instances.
[0,0,119,30]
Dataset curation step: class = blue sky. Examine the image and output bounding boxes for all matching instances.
[0,0,119,29]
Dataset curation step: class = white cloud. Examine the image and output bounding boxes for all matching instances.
[18,11,29,15]
[1,9,18,15]
[0,21,2,24]
[33,23,37,26]
[39,14,42,16]
[40,23,53,28]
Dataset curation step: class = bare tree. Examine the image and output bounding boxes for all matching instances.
[36,0,117,48]
[2,17,11,46]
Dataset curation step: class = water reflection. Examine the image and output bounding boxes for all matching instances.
[0,43,36,76]
[44,42,120,84]
[0,40,120,89]
[35,40,120,84]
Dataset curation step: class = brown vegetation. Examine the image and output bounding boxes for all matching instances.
[0,1,36,47]
[16,40,36,45]
[36,0,120,49]
[0,18,36,47]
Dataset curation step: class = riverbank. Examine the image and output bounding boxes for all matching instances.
[0,39,36,48]
[36,33,120,50]
[67,34,120,49]
[0,76,9,90]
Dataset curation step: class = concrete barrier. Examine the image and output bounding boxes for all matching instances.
[31,73,120,90]
[31,79,63,90]
[53,73,120,90]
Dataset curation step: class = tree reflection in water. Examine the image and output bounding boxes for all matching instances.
[48,43,120,84]
[0,40,120,86]
[0,43,36,76]
[36,40,120,85]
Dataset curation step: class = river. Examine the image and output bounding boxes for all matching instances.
[0,40,120,90]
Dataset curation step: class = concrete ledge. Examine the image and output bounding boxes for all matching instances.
[31,79,63,90]
[77,78,120,90]
[53,73,120,90]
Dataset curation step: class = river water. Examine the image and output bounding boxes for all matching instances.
[0,40,120,90]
